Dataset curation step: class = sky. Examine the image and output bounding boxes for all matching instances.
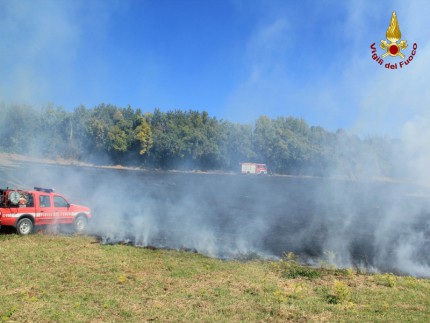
[0,0,429,136]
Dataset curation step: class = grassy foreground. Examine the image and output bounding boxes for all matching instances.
[0,234,429,322]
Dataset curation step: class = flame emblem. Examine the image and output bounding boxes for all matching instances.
[380,11,407,58]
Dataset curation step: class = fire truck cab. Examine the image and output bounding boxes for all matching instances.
[0,187,91,235]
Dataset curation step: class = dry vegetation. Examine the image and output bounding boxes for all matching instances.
[0,234,429,322]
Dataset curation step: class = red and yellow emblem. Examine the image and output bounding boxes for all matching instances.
[380,11,407,58]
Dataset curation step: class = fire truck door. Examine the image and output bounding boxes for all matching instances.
[53,196,73,223]
[36,194,54,225]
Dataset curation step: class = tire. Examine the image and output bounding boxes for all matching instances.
[16,218,34,235]
[73,215,88,234]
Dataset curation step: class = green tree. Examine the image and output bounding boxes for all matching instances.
[220,121,257,170]
[87,118,109,151]
[67,105,91,160]
[134,116,153,155]
[107,125,128,153]
[0,104,38,154]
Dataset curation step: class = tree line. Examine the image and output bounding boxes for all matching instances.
[0,103,398,176]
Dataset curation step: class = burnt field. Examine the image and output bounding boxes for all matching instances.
[1,160,430,276]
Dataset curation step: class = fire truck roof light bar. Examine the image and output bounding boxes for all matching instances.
[34,187,54,193]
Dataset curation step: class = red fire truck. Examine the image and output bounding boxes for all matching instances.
[240,163,268,175]
[0,187,91,235]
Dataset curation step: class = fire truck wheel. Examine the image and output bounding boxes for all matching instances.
[16,218,34,235]
[73,215,88,234]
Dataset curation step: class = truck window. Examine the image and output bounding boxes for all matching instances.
[39,195,51,208]
[54,196,69,207]
[6,191,34,207]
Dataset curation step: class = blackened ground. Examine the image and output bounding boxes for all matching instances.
[1,161,430,275]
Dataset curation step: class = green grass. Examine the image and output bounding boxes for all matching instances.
[0,234,429,322]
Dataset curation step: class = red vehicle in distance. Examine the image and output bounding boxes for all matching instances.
[240,163,268,175]
[0,187,91,235]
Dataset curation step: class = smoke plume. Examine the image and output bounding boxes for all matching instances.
[2,159,429,277]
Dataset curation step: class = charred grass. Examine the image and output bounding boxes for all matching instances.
[0,234,430,322]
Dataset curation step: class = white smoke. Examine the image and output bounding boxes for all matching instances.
[2,160,429,277]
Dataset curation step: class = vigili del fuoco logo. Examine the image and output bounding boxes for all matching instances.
[370,11,417,69]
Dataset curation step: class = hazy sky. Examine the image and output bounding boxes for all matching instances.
[0,0,428,135]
